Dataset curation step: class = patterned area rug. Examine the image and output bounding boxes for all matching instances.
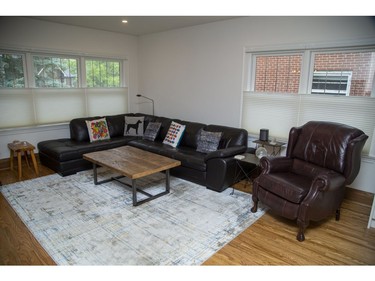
[1,168,265,265]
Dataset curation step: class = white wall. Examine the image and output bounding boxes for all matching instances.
[138,16,375,193]
[0,17,139,159]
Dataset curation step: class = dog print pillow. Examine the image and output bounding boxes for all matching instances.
[124,116,144,137]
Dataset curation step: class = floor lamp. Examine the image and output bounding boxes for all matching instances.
[136,94,155,115]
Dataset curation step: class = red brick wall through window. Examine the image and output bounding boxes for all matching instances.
[254,51,375,96]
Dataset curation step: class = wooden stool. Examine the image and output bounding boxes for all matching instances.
[8,141,39,181]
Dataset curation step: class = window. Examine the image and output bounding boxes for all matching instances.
[312,71,352,96]
[311,51,375,97]
[242,45,375,156]
[0,52,25,88]
[254,54,302,94]
[86,59,120,87]
[33,55,78,88]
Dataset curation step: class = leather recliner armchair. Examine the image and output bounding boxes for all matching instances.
[251,121,368,241]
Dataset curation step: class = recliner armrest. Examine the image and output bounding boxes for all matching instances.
[260,156,293,173]
[204,146,247,161]
[311,171,346,192]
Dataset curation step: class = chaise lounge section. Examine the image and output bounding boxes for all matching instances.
[38,113,249,192]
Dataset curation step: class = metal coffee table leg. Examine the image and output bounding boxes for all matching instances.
[93,164,171,206]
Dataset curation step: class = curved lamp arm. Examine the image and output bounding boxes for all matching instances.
[136,94,154,115]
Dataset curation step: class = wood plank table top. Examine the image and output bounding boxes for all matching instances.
[83,146,181,179]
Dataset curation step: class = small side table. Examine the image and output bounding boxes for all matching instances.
[236,153,260,180]
[8,141,39,181]
[232,153,261,195]
[253,139,286,156]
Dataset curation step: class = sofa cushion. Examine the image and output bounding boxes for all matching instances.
[178,121,206,149]
[153,116,172,141]
[70,116,101,142]
[38,139,82,162]
[205,125,248,149]
[196,129,223,153]
[173,146,207,171]
[129,139,206,171]
[124,116,144,136]
[256,172,311,204]
[143,122,161,141]
[163,121,186,148]
[85,118,111,142]
[106,114,126,137]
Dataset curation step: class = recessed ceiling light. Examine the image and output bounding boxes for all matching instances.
[122,20,128,24]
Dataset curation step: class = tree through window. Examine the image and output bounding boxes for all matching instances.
[33,55,78,88]
[0,53,25,88]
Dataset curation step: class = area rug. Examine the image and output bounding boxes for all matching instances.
[1,168,266,265]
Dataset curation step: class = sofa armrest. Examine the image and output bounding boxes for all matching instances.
[204,146,247,161]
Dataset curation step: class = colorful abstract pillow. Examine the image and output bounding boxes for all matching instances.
[163,121,186,148]
[143,122,162,141]
[124,116,144,136]
[85,118,111,142]
[196,129,223,153]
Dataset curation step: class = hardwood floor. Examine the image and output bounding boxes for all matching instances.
[1,157,374,265]
[0,157,55,265]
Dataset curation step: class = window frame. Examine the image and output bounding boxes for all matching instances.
[0,49,127,89]
[246,50,304,92]
[0,51,27,88]
[31,53,80,88]
[83,57,123,88]
[250,51,305,94]
[246,45,375,97]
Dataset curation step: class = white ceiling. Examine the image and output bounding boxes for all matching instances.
[28,16,240,36]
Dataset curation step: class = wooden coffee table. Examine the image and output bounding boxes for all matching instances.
[83,146,181,206]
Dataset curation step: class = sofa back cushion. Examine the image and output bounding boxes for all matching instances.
[106,114,126,137]
[71,114,129,141]
[178,120,206,149]
[132,113,155,133]
[154,116,173,141]
[70,116,101,142]
[205,125,248,149]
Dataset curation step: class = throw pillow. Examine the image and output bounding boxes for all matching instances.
[143,122,162,141]
[124,116,144,136]
[163,121,186,148]
[196,129,223,153]
[85,118,111,143]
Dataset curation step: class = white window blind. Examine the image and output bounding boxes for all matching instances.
[0,88,128,128]
[0,89,34,128]
[241,92,375,155]
[241,92,299,139]
[33,89,86,124]
[86,88,128,116]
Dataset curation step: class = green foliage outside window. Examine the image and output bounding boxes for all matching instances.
[33,56,78,88]
[1,51,123,89]
[86,60,120,87]
[0,53,25,88]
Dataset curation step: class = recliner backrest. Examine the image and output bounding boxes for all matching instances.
[288,121,366,178]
